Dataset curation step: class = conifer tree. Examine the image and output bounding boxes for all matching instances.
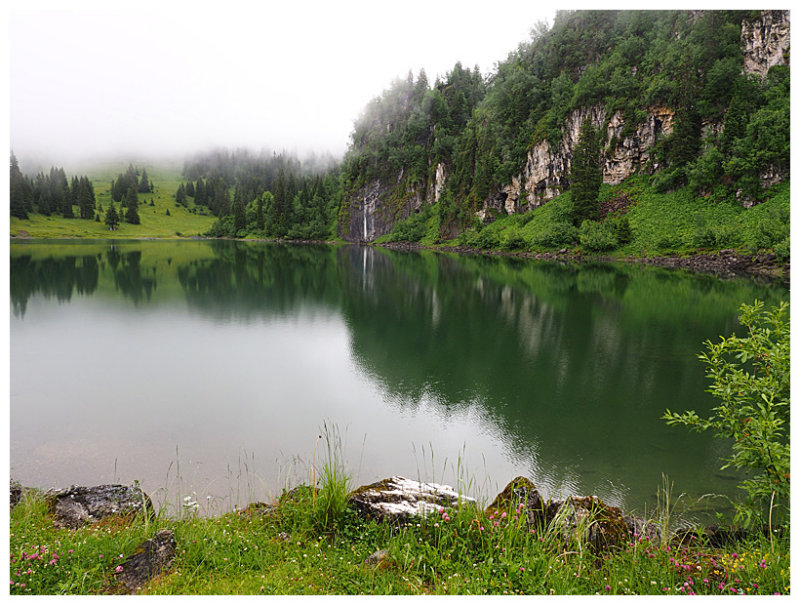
[570,118,602,226]
[10,153,31,219]
[232,183,246,233]
[138,168,151,193]
[125,185,140,224]
[175,183,186,206]
[105,201,120,230]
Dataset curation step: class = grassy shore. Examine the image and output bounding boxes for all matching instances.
[10,485,790,596]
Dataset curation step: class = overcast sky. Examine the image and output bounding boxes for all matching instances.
[9,0,558,167]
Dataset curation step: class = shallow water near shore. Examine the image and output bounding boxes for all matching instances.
[9,239,788,519]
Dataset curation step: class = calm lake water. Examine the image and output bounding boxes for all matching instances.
[10,240,788,518]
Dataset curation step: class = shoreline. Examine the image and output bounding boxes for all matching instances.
[11,234,789,283]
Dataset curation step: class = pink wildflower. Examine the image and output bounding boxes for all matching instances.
[115,566,123,573]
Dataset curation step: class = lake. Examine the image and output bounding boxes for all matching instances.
[9,240,788,519]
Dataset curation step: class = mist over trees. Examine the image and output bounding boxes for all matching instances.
[10,153,96,220]
[177,150,341,239]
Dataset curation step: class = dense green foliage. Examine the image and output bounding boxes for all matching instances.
[9,153,96,220]
[343,10,789,241]
[664,301,790,527]
[180,150,341,239]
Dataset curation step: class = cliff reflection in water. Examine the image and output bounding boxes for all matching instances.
[334,245,786,505]
[10,240,788,512]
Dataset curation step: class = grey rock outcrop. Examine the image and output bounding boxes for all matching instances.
[113,530,176,594]
[486,476,629,554]
[480,105,676,221]
[49,484,154,529]
[10,480,24,510]
[348,476,475,522]
[742,10,790,78]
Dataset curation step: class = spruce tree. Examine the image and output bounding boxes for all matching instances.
[175,183,186,206]
[138,168,151,193]
[232,183,246,234]
[570,118,602,226]
[105,201,120,230]
[125,185,140,224]
[10,153,31,219]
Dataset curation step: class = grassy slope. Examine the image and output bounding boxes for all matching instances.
[382,178,790,260]
[10,162,216,239]
[10,488,790,595]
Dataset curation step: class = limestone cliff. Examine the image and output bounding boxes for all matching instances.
[479,105,676,220]
[742,10,790,78]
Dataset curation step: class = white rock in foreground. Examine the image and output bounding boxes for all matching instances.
[348,476,475,522]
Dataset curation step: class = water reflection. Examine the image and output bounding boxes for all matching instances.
[9,241,788,515]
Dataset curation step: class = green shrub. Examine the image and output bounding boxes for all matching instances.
[502,229,527,251]
[578,220,618,251]
[532,222,578,248]
[664,300,790,527]
[773,236,789,260]
[606,215,632,245]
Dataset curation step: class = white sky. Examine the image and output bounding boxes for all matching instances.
[8,0,558,167]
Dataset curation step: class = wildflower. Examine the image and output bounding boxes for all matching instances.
[115,566,123,573]
[605,585,611,591]
[520,567,525,572]
[99,554,104,559]
[501,512,507,519]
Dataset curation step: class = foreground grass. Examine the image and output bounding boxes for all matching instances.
[10,488,790,595]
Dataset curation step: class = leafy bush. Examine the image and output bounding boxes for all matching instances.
[464,228,500,249]
[502,229,527,251]
[532,222,578,248]
[664,300,790,526]
[578,220,618,251]
[605,215,632,245]
[773,236,789,261]
[385,211,428,242]
[744,213,790,254]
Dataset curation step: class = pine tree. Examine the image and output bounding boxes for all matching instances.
[105,201,120,230]
[175,183,186,206]
[570,118,602,226]
[232,184,246,234]
[125,185,140,224]
[138,168,151,193]
[195,178,206,206]
[10,153,31,219]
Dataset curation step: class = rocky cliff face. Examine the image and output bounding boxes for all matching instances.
[339,176,425,242]
[478,105,676,220]
[742,10,790,78]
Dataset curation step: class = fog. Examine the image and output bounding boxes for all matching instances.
[10,0,556,168]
